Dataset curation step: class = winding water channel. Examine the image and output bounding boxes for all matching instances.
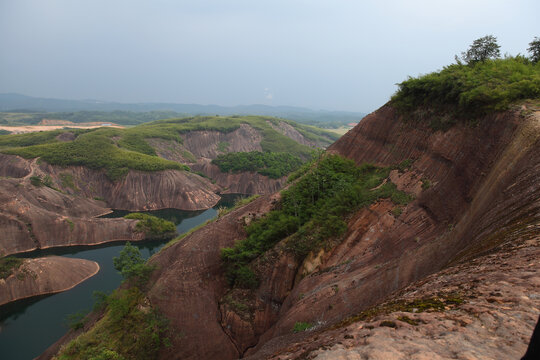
[0,195,241,360]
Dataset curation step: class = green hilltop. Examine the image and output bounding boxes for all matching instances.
[0,115,338,180]
[391,56,540,130]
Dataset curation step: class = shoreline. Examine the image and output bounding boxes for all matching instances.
[0,259,100,307]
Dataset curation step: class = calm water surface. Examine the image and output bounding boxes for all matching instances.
[0,194,241,360]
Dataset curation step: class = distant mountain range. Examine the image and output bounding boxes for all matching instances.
[0,93,365,126]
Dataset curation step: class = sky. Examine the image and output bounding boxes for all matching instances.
[0,0,538,112]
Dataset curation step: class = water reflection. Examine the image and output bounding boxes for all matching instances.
[0,193,245,360]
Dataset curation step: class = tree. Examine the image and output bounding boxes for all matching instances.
[113,242,153,284]
[528,37,540,63]
[460,35,501,64]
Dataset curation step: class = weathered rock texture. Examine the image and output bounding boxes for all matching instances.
[147,194,279,360]
[0,153,221,255]
[191,159,287,195]
[247,234,539,360]
[0,175,149,256]
[40,105,540,359]
[36,162,221,211]
[150,123,306,195]
[0,256,99,306]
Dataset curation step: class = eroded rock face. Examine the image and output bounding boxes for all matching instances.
[39,106,540,360]
[0,178,146,256]
[191,159,287,195]
[242,106,539,356]
[145,194,278,360]
[0,154,219,255]
[36,163,221,211]
[246,235,539,360]
[181,124,263,159]
[0,256,99,306]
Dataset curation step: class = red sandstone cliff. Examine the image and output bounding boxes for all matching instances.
[0,153,218,255]
[39,105,540,359]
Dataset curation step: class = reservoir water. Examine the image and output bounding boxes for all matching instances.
[0,195,241,360]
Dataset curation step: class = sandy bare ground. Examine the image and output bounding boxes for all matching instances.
[0,124,124,134]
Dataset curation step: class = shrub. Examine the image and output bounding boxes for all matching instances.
[392,57,540,126]
[221,155,413,287]
[212,151,303,179]
[113,242,154,286]
[293,322,313,333]
[0,257,24,279]
[57,288,169,360]
[124,213,176,236]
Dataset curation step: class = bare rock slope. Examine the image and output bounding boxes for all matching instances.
[40,105,540,359]
[0,256,99,306]
[0,154,218,255]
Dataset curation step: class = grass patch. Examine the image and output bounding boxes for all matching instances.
[397,315,420,326]
[65,218,75,231]
[217,141,230,153]
[3,131,185,181]
[59,173,77,191]
[292,322,314,333]
[392,56,540,129]
[0,257,24,279]
[221,155,413,288]
[29,174,54,188]
[391,206,403,217]
[212,151,303,179]
[421,178,431,190]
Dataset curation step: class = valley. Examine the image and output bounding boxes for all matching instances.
[0,53,539,360]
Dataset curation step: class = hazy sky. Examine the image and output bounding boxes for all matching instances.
[1,0,538,112]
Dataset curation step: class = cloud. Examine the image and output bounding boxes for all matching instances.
[264,87,273,100]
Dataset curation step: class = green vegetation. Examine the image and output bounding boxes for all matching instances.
[392,56,540,129]
[2,129,185,181]
[421,178,431,190]
[217,141,229,153]
[0,129,65,147]
[529,37,540,63]
[113,242,155,285]
[459,35,500,64]
[390,206,403,217]
[56,288,169,360]
[57,243,169,359]
[0,129,11,135]
[66,218,75,231]
[66,311,88,330]
[334,293,464,329]
[292,322,314,333]
[221,155,413,288]
[212,151,303,179]
[397,315,420,326]
[0,256,24,279]
[29,174,54,188]
[59,173,77,191]
[217,195,260,218]
[0,110,187,126]
[124,213,176,237]
[0,115,333,180]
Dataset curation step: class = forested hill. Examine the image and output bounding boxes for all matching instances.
[0,93,365,128]
[0,115,338,183]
